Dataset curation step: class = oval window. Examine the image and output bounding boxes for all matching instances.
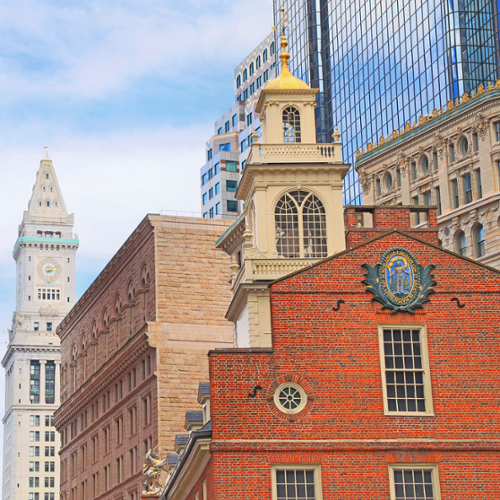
[421,155,429,174]
[385,173,393,191]
[460,137,469,156]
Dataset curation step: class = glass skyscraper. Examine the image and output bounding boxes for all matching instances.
[274,0,500,205]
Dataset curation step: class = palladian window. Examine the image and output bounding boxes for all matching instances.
[275,190,327,258]
[283,107,301,143]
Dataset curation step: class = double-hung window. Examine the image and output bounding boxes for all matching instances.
[271,465,322,500]
[379,326,433,415]
[389,464,441,500]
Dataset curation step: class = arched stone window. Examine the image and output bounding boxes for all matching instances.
[141,264,151,321]
[263,49,268,62]
[236,74,241,88]
[72,344,78,392]
[91,321,98,373]
[283,107,301,143]
[243,68,248,82]
[474,224,485,257]
[81,333,87,383]
[256,55,261,69]
[456,230,467,256]
[249,62,254,76]
[275,190,327,258]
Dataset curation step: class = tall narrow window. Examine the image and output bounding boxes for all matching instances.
[435,187,441,216]
[412,196,420,225]
[463,173,472,204]
[456,231,467,256]
[282,107,301,143]
[45,362,55,404]
[449,143,455,162]
[451,179,459,208]
[275,190,327,258]
[433,151,438,170]
[30,361,40,404]
[475,225,485,257]
[475,169,482,199]
[379,326,433,415]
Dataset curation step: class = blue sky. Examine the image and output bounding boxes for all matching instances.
[0,0,273,463]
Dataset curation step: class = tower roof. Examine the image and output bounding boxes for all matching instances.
[265,34,310,91]
[25,147,69,219]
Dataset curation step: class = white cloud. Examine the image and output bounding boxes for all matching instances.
[0,0,274,99]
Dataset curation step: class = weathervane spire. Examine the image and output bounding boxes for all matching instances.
[279,7,291,70]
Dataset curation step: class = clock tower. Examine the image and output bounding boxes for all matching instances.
[2,147,78,500]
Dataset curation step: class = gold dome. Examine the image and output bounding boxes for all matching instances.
[265,34,310,91]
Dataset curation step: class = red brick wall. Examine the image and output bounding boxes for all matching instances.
[202,231,500,499]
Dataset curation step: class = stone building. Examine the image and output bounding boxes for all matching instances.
[2,148,78,500]
[355,81,500,270]
[53,215,234,500]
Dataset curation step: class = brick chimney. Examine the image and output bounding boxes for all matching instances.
[344,205,439,248]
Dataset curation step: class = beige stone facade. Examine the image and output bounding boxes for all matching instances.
[54,215,233,500]
[356,83,500,270]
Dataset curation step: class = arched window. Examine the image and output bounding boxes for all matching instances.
[270,42,275,55]
[243,68,248,82]
[249,62,254,76]
[475,224,485,257]
[263,49,268,62]
[456,231,467,256]
[275,190,327,258]
[256,55,261,69]
[283,107,301,143]
[236,74,241,88]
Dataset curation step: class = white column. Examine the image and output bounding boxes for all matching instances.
[39,360,46,405]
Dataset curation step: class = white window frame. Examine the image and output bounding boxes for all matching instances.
[388,463,441,500]
[378,324,434,416]
[271,464,322,500]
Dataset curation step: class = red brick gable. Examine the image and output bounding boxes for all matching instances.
[208,230,500,442]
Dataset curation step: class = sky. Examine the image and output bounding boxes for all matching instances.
[0,0,273,466]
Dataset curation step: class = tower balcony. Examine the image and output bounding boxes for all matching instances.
[249,142,342,164]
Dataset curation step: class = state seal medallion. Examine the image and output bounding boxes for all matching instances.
[362,248,436,314]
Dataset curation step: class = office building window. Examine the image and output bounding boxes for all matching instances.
[45,361,55,404]
[250,61,255,75]
[215,183,220,195]
[208,168,213,180]
[435,187,441,216]
[475,225,486,257]
[250,82,255,94]
[226,161,237,172]
[214,163,220,175]
[275,190,327,258]
[247,135,252,147]
[456,231,467,256]
[217,127,222,135]
[272,465,321,500]
[202,193,207,205]
[34,322,39,331]
[219,143,230,152]
[201,173,207,186]
[412,196,420,225]
[451,179,459,208]
[207,149,212,161]
[225,121,230,133]
[475,169,482,199]
[270,41,275,55]
[256,76,262,89]
[232,114,237,126]
[247,113,252,126]
[473,133,479,151]
[236,75,241,88]
[242,160,246,170]
[30,415,40,427]
[389,464,440,500]
[243,88,249,100]
[411,162,417,180]
[379,326,433,415]
[30,361,40,404]
[283,107,301,143]
[463,173,472,204]
[203,212,208,218]
[209,207,214,218]
[209,188,214,200]
[263,48,268,62]
[46,323,52,332]
[264,69,269,82]
[240,140,247,153]
[226,180,238,192]
[256,55,261,69]
[215,202,221,215]
[449,143,455,162]
[243,69,247,82]
[227,200,238,213]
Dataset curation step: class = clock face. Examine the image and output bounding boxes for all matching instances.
[37,257,61,282]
